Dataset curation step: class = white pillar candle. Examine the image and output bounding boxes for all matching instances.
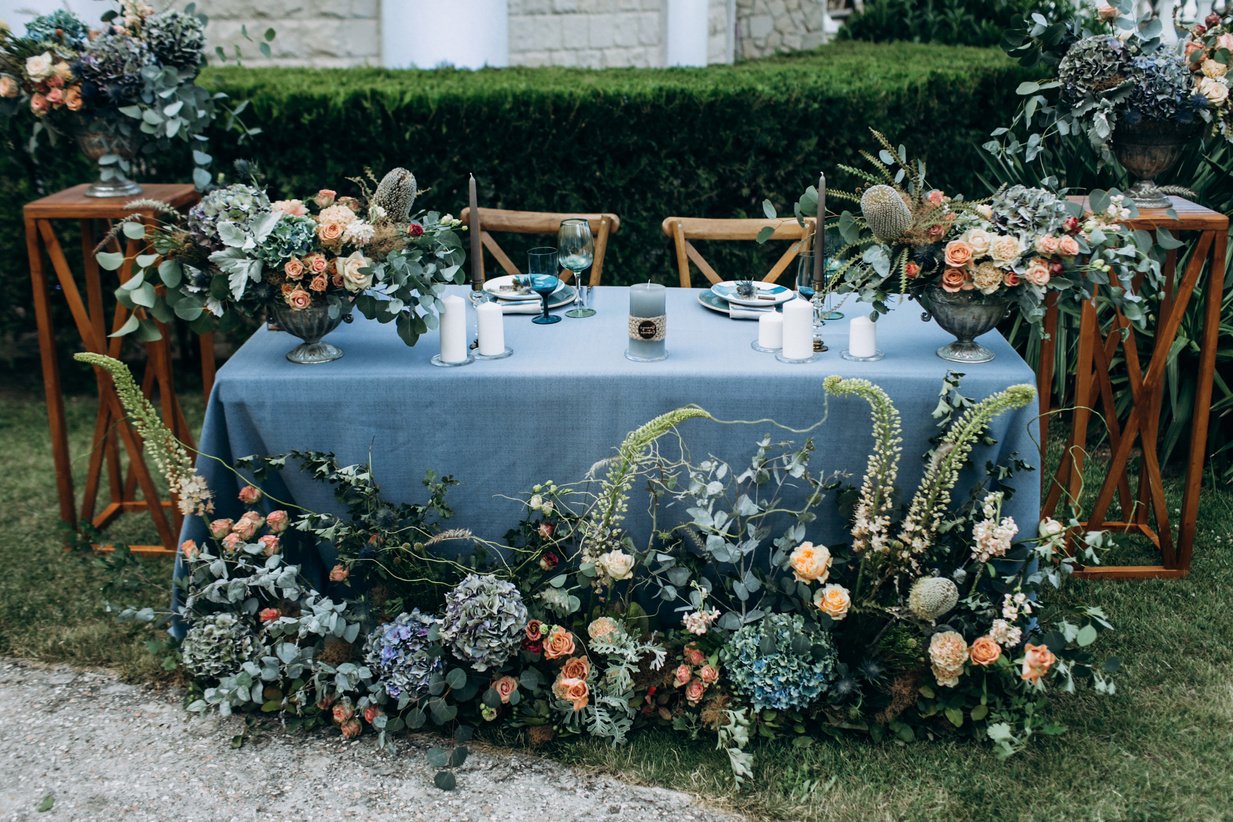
[781,297,814,360]
[849,316,877,358]
[475,300,505,356]
[439,294,468,363]
[757,312,783,350]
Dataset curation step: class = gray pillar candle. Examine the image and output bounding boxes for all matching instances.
[626,283,667,362]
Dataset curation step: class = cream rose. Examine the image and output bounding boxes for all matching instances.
[1024,259,1051,287]
[342,251,372,293]
[596,548,635,581]
[1202,58,1229,79]
[0,75,19,98]
[988,234,1023,264]
[25,52,52,82]
[788,541,832,583]
[1219,33,1233,51]
[813,583,851,621]
[963,227,992,256]
[1199,76,1230,106]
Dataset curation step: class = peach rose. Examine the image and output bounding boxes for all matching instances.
[969,635,1002,666]
[1096,1,1118,21]
[340,718,362,740]
[552,676,589,711]
[329,564,349,583]
[265,510,289,533]
[926,189,945,206]
[272,199,308,217]
[1034,235,1060,256]
[672,664,692,688]
[318,221,345,243]
[789,541,832,583]
[1024,259,1051,287]
[258,534,280,556]
[927,223,946,239]
[309,273,328,293]
[45,86,63,105]
[259,607,280,623]
[941,267,967,293]
[699,664,719,685]
[315,189,336,208]
[1021,643,1056,683]
[1003,271,1021,287]
[905,261,921,279]
[543,626,575,660]
[685,678,707,705]
[561,656,591,681]
[1057,235,1080,257]
[1219,33,1233,51]
[493,675,518,704]
[208,518,234,540]
[53,60,73,81]
[989,234,1023,264]
[363,705,382,724]
[1186,41,1208,63]
[239,510,265,529]
[342,251,372,293]
[683,645,706,667]
[231,517,259,541]
[284,258,304,279]
[221,532,242,553]
[303,253,327,275]
[0,75,18,98]
[180,539,199,561]
[332,702,355,723]
[285,288,313,310]
[813,583,851,621]
[238,485,263,505]
[30,93,48,116]
[64,85,82,111]
[944,240,974,268]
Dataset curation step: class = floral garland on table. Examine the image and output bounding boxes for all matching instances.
[0,2,260,187]
[99,167,467,347]
[90,353,1117,788]
[765,131,1162,326]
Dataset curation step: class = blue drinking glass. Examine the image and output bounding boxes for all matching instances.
[527,247,562,325]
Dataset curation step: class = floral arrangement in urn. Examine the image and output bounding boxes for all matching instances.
[998,0,1233,205]
[101,167,466,355]
[90,353,1119,789]
[0,2,259,195]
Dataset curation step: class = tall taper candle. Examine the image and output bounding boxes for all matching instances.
[468,174,483,291]
[812,173,825,292]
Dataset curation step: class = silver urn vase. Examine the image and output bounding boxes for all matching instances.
[917,285,1010,364]
[1111,120,1196,209]
[269,300,349,364]
[76,123,143,198]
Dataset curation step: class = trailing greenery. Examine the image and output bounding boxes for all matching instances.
[0,41,1031,347]
[840,0,1085,48]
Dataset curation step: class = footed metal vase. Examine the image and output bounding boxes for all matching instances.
[917,285,1010,364]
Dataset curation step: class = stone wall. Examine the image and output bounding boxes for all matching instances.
[198,0,380,68]
[734,0,825,61]
[507,0,664,68]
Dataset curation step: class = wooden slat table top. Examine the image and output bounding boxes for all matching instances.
[23,183,199,220]
[1067,194,1229,232]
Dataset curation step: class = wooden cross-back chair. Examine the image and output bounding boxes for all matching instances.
[661,217,817,288]
[458,208,621,286]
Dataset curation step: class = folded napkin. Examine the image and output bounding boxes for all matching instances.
[500,302,544,315]
[727,304,773,320]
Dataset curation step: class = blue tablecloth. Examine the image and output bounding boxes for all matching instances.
[179,286,1040,590]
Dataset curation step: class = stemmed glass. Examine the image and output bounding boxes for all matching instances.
[558,218,596,318]
[527,246,562,325]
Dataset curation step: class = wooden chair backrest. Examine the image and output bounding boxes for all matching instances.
[459,208,621,286]
[660,216,817,288]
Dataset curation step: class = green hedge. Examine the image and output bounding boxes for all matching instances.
[0,41,1031,347]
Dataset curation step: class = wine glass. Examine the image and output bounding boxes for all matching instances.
[559,218,596,318]
[527,246,562,325]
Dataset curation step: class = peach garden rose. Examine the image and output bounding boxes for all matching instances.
[285,288,313,310]
[1021,643,1057,683]
[685,678,707,705]
[969,635,1002,666]
[543,626,575,660]
[493,676,518,704]
[941,267,967,293]
[561,656,591,681]
[789,541,832,583]
[814,583,851,620]
[944,240,974,268]
[1057,235,1080,257]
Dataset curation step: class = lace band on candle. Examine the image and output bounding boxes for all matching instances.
[628,315,666,342]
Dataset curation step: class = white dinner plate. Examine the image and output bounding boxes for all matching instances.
[710,280,794,307]
[484,274,565,302]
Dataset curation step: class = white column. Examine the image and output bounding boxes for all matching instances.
[667,0,709,67]
[382,0,510,70]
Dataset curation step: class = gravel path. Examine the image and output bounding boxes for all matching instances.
[0,658,742,822]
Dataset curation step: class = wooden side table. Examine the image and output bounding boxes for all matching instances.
[1038,197,1228,579]
[25,183,211,556]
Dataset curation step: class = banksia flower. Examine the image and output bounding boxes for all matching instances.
[373,168,417,222]
[860,184,913,243]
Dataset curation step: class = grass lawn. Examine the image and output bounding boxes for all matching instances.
[2,383,1232,821]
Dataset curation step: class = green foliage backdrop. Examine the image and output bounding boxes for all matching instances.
[0,42,1030,342]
